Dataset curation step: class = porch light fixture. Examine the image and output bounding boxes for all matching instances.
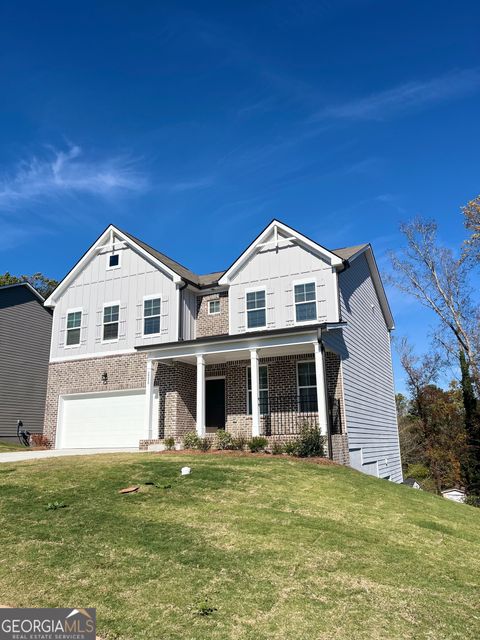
[102,372,108,385]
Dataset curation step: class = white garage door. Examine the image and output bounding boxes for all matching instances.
[57,388,159,449]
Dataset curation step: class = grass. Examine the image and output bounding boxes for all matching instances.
[0,453,478,639]
[0,440,29,452]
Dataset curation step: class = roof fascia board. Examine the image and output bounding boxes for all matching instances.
[218,219,343,285]
[44,225,183,307]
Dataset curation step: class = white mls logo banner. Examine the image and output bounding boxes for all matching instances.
[0,608,96,639]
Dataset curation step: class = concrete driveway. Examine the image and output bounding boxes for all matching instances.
[0,448,139,463]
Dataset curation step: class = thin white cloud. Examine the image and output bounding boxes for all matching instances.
[0,144,146,208]
[313,68,480,121]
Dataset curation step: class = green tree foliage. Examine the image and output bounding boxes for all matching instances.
[459,350,480,494]
[0,272,58,298]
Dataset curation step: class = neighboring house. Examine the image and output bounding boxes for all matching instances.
[441,488,466,503]
[0,283,52,442]
[403,477,421,489]
[43,220,403,482]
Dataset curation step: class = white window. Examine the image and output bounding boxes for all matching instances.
[107,253,120,269]
[103,304,120,341]
[246,289,266,329]
[208,299,220,315]
[294,281,317,323]
[65,310,82,346]
[297,361,318,412]
[247,365,269,415]
[144,297,161,335]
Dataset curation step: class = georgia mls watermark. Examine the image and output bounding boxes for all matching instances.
[0,608,96,640]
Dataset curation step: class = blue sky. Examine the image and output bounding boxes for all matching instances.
[1,1,479,392]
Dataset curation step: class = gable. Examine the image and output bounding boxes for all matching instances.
[218,220,343,285]
[44,225,182,307]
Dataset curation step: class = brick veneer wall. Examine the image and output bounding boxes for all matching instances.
[44,349,348,464]
[325,351,350,465]
[196,291,229,338]
[43,352,195,447]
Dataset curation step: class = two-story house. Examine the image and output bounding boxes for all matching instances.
[43,220,402,482]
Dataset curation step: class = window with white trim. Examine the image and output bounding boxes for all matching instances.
[66,311,81,346]
[103,304,119,341]
[208,299,220,315]
[246,290,266,329]
[247,365,269,415]
[297,361,318,412]
[144,297,161,335]
[294,281,317,322]
[107,254,120,269]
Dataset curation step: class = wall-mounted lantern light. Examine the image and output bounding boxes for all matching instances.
[101,372,108,385]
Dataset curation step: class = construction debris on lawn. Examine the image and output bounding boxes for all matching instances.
[118,486,140,494]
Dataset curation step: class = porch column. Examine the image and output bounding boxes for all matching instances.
[314,342,329,438]
[196,354,206,436]
[250,348,260,437]
[144,359,154,439]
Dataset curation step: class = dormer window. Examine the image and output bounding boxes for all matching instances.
[107,254,120,269]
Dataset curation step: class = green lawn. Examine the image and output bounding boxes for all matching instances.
[0,440,29,452]
[0,453,478,640]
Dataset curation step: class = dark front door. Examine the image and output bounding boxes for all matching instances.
[206,378,226,432]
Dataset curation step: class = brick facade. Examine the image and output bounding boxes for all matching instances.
[44,349,348,465]
[196,291,229,338]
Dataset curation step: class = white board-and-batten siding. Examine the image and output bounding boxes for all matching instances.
[324,253,402,482]
[228,238,339,335]
[50,245,179,360]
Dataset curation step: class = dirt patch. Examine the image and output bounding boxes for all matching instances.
[154,449,339,466]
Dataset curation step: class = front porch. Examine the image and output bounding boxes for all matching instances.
[141,326,347,459]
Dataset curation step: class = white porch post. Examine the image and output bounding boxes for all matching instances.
[196,354,206,436]
[250,348,260,437]
[145,359,154,439]
[314,342,329,438]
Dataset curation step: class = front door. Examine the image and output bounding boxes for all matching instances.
[205,378,226,432]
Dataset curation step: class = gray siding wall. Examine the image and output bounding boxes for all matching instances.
[324,253,402,482]
[180,288,197,341]
[50,244,179,360]
[0,287,52,437]
[228,233,339,334]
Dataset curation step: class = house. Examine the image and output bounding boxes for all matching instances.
[441,487,466,503]
[0,282,52,442]
[403,477,421,489]
[43,220,403,482]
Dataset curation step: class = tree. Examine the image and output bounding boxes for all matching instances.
[459,350,480,494]
[398,340,466,493]
[462,195,480,261]
[0,272,58,298]
[390,219,480,396]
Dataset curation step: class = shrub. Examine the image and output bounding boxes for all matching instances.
[183,432,201,450]
[248,436,268,453]
[30,434,49,449]
[270,442,284,455]
[164,437,175,451]
[198,437,212,452]
[231,436,248,451]
[465,494,480,508]
[295,424,325,458]
[216,430,233,450]
[283,440,299,456]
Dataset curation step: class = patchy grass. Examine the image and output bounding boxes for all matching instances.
[0,453,478,639]
[0,440,29,452]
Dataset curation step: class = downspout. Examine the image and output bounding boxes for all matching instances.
[318,327,333,460]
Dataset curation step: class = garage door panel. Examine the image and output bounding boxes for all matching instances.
[57,388,159,449]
